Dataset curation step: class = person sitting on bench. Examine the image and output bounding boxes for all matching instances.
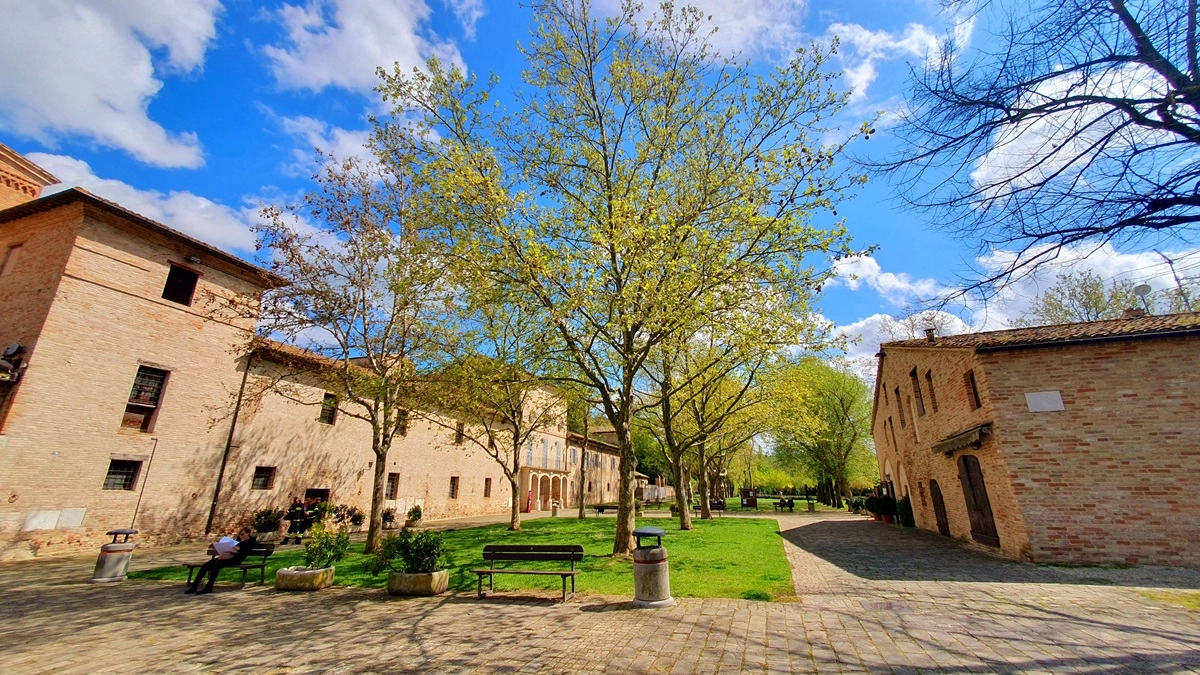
[185,527,256,595]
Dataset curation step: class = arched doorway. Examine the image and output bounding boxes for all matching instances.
[539,475,551,510]
[929,479,950,536]
[957,455,1000,547]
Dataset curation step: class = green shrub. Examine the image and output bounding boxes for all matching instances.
[333,504,366,527]
[407,504,423,521]
[877,495,897,517]
[303,522,350,569]
[897,496,915,527]
[251,508,285,533]
[312,501,336,522]
[382,507,397,524]
[365,528,445,575]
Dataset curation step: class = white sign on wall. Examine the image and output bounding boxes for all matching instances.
[1025,391,1065,413]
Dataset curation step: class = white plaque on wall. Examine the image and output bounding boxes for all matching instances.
[58,508,87,528]
[1025,391,1065,412]
[22,510,60,531]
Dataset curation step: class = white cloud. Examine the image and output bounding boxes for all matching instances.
[826,22,939,103]
[272,112,373,176]
[30,153,257,253]
[595,0,808,59]
[263,0,464,93]
[832,254,941,305]
[442,0,485,40]
[0,0,220,168]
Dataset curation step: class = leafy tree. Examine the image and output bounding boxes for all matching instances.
[254,153,451,553]
[770,359,875,507]
[378,0,859,553]
[885,0,1200,292]
[1012,270,1142,326]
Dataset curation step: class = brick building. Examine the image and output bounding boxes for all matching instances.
[0,145,619,559]
[872,314,1200,566]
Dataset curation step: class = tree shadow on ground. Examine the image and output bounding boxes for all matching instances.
[782,519,1200,589]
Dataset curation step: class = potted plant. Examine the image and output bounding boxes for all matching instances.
[382,507,398,530]
[275,522,350,591]
[865,495,880,520]
[367,528,448,596]
[404,504,423,528]
[897,495,915,527]
[251,507,286,542]
[334,504,367,532]
[877,495,897,524]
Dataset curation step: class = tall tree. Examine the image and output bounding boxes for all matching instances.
[885,0,1200,292]
[255,153,451,552]
[1012,269,1142,326]
[771,358,874,507]
[378,0,860,554]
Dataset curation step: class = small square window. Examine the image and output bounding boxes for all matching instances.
[386,472,400,500]
[161,264,200,306]
[251,466,276,490]
[484,477,492,498]
[449,476,460,499]
[319,393,338,425]
[454,421,465,444]
[103,459,142,490]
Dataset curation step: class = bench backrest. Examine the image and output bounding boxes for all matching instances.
[248,543,275,558]
[482,544,584,564]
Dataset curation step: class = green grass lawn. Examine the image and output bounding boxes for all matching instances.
[129,516,794,601]
[1140,591,1200,612]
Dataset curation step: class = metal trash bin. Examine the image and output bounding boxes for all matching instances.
[632,526,674,608]
[90,529,138,583]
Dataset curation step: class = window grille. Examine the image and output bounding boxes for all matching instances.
[251,466,275,490]
[123,366,168,432]
[102,459,141,490]
[454,421,465,444]
[386,473,400,500]
[484,477,492,498]
[449,476,460,499]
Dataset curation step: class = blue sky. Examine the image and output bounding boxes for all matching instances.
[2,0,1196,362]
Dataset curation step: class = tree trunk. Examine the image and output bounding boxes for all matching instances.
[366,444,389,553]
[697,441,711,520]
[673,452,692,530]
[611,415,637,556]
[578,416,589,519]
[509,474,521,531]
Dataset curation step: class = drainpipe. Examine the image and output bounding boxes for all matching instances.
[205,351,255,534]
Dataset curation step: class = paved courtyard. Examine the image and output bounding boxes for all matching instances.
[1,512,1198,673]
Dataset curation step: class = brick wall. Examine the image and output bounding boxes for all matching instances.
[983,338,1200,566]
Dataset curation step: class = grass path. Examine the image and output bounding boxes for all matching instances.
[129,516,795,601]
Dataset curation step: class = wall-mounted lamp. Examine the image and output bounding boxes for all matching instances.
[185,255,201,264]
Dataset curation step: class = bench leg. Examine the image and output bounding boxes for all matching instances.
[478,574,483,599]
[562,576,567,602]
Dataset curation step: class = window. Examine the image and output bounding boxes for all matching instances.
[924,370,938,412]
[610,457,616,471]
[449,476,460,499]
[102,459,142,490]
[386,472,400,500]
[965,370,982,409]
[882,383,888,406]
[454,421,465,444]
[894,387,905,427]
[484,477,492,498]
[570,447,578,464]
[526,439,534,466]
[251,466,276,490]
[161,264,200,306]
[888,417,898,449]
[398,409,409,436]
[318,393,338,425]
[587,481,593,492]
[555,442,561,469]
[541,438,549,468]
[910,368,926,416]
[122,366,169,432]
[0,244,21,277]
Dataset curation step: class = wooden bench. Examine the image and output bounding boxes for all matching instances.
[593,505,615,515]
[774,498,795,512]
[472,544,584,602]
[186,542,275,588]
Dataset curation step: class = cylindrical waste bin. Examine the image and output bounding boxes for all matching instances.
[91,529,138,583]
[632,526,674,608]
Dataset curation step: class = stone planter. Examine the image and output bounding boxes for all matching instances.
[254,531,282,543]
[275,566,335,591]
[383,521,398,530]
[404,519,422,529]
[387,569,449,596]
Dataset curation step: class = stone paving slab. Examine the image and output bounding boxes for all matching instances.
[0,512,1198,673]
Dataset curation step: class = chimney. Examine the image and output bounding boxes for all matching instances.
[1121,308,1146,319]
[924,327,937,343]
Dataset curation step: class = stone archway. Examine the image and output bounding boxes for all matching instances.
[539,475,551,510]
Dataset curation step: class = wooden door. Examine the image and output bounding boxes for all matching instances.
[957,454,1000,547]
[929,479,951,536]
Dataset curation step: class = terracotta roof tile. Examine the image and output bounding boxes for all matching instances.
[883,312,1200,351]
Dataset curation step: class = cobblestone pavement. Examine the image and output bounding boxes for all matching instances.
[2,511,1198,674]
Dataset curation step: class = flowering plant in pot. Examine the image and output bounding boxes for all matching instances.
[275,522,350,591]
[404,504,423,528]
[382,507,398,530]
[366,528,448,596]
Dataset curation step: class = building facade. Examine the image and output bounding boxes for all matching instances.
[873,314,1200,566]
[0,147,619,559]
